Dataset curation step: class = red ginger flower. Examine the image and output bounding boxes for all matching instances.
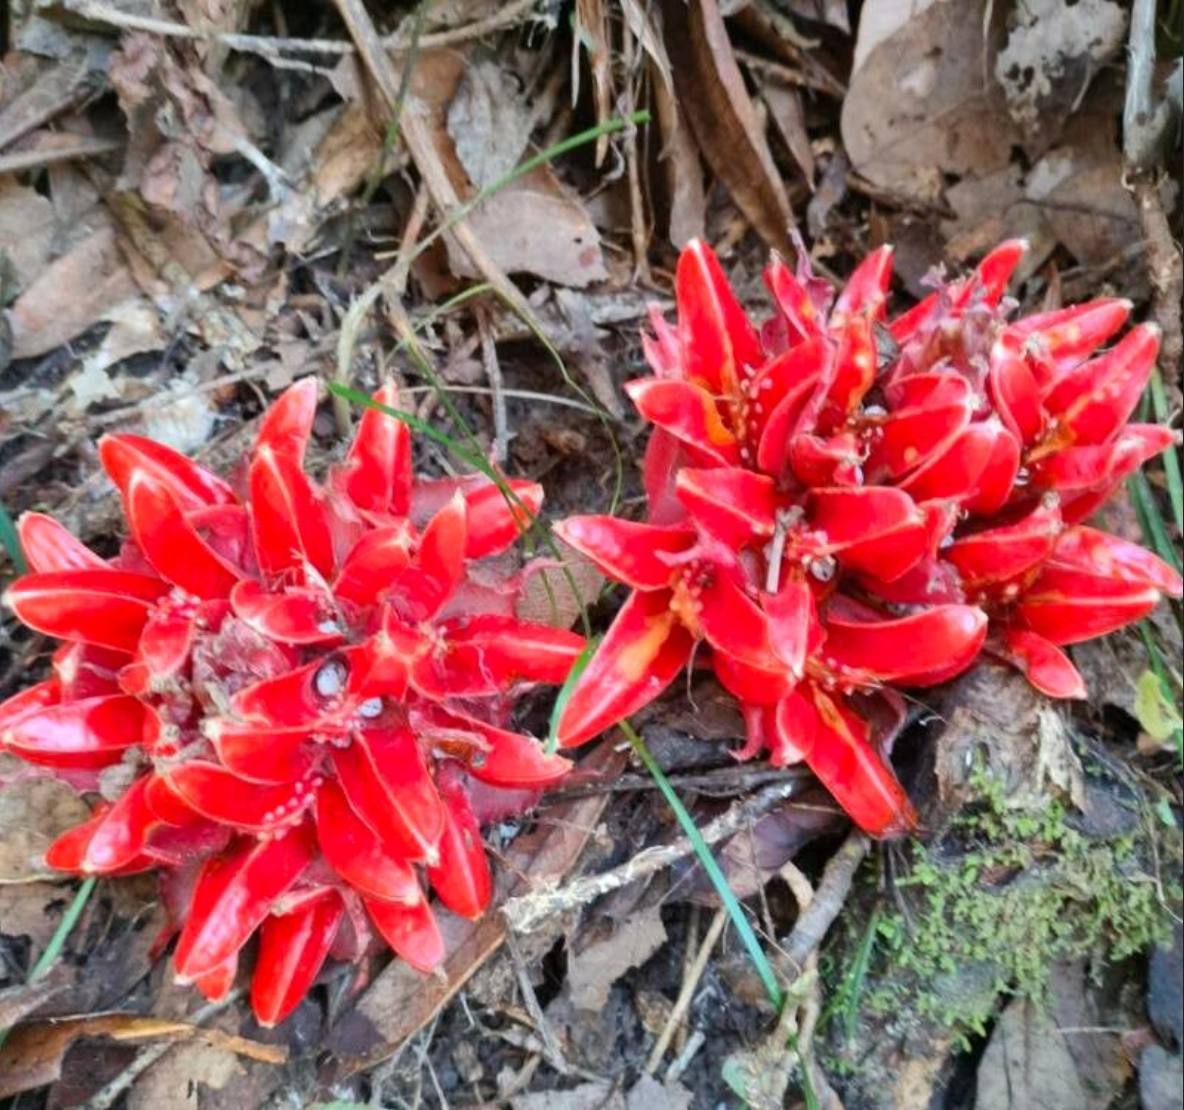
[553,239,1181,835]
[1,379,583,1025]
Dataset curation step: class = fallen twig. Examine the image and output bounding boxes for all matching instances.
[501,777,802,932]
[56,0,542,60]
[645,907,727,1074]
[782,830,869,974]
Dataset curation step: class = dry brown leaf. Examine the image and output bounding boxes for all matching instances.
[842,0,1021,200]
[1025,139,1140,267]
[763,82,815,190]
[575,0,613,167]
[451,166,610,287]
[653,59,706,248]
[0,881,70,950]
[8,220,137,359]
[0,773,91,884]
[662,0,794,252]
[567,903,668,1011]
[0,973,70,1032]
[994,0,1127,144]
[0,1014,286,1099]
[976,1000,1088,1110]
[328,739,628,1074]
[0,181,56,293]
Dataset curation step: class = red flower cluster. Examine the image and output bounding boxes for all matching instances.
[553,240,1182,835]
[0,380,583,1024]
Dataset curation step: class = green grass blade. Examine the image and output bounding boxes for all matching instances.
[619,719,784,1009]
[1148,369,1184,534]
[547,638,600,753]
[1129,470,1183,575]
[0,499,27,574]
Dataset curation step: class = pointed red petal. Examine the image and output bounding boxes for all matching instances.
[231,658,326,726]
[2,694,144,769]
[1051,526,1183,594]
[429,615,585,695]
[962,421,1022,516]
[996,629,1087,699]
[173,826,315,980]
[763,578,818,678]
[865,378,973,480]
[807,486,930,582]
[419,708,571,787]
[342,383,412,515]
[333,525,414,605]
[822,605,987,687]
[697,573,779,670]
[988,342,1044,445]
[674,467,778,548]
[818,318,877,431]
[464,479,544,559]
[206,719,319,784]
[625,378,741,465]
[427,776,491,919]
[0,678,61,732]
[193,957,238,1003]
[1009,297,1132,378]
[946,500,1063,592]
[1018,580,1163,645]
[251,885,340,1027]
[255,378,319,461]
[832,246,894,326]
[785,688,917,837]
[364,892,444,972]
[331,727,445,864]
[554,515,693,589]
[315,778,421,904]
[556,588,693,748]
[5,569,169,652]
[405,492,468,618]
[251,891,344,1026]
[1028,424,1177,499]
[18,514,106,573]
[124,472,242,599]
[763,252,827,343]
[229,579,342,645]
[76,776,159,873]
[98,434,236,512]
[1042,323,1160,446]
[165,761,312,833]
[677,238,764,396]
[896,423,995,506]
[249,446,336,581]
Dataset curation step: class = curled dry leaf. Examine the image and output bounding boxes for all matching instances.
[653,57,706,249]
[8,222,137,360]
[842,0,1020,200]
[661,0,794,253]
[0,1014,286,1101]
[994,0,1127,144]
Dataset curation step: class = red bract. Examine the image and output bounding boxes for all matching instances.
[554,239,1181,834]
[1,379,583,1025]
